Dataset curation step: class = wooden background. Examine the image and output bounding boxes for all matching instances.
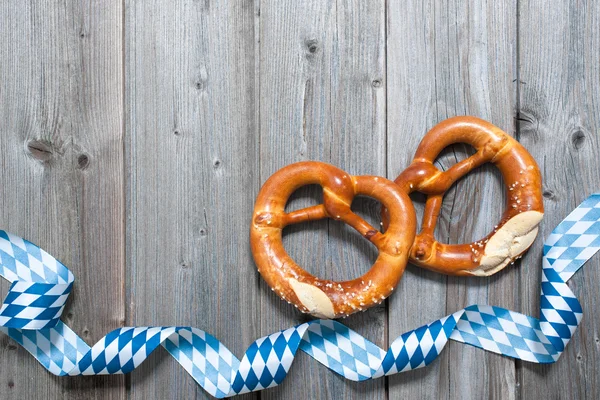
[0,1,598,399]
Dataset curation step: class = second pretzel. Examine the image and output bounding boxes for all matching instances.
[386,116,544,276]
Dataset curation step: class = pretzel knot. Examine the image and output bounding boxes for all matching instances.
[250,162,416,319]
[385,116,544,276]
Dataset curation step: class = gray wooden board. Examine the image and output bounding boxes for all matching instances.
[125,0,258,399]
[387,1,519,399]
[0,0,599,399]
[518,0,600,399]
[257,1,387,399]
[0,0,125,399]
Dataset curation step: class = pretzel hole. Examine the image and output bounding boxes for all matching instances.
[400,191,427,234]
[282,190,379,281]
[284,184,323,213]
[351,196,384,234]
[431,143,504,244]
[432,142,478,173]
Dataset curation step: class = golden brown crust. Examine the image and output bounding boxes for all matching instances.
[385,116,544,276]
[250,161,417,318]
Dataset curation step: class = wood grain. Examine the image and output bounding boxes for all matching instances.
[0,1,599,399]
[0,1,125,399]
[386,1,519,399]
[125,0,258,399]
[518,1,600,399]
[257,1,386,399]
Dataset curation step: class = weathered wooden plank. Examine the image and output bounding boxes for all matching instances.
[0,1,125,399]
[125,0,258,398]
[0,2,597,400]
[257,1,386,398]
[387,1,518,399]
[518,1,600,399]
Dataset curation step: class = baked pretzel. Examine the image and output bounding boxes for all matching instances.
[385,116,544,276]
[250,162,416,318]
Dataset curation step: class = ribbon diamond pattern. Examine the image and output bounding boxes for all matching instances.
[1,194,599,398]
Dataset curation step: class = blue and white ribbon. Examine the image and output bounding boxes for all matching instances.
[1,195,599,398]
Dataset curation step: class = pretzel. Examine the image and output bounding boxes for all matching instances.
[250,161,416,318]
[384,116,544,276]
